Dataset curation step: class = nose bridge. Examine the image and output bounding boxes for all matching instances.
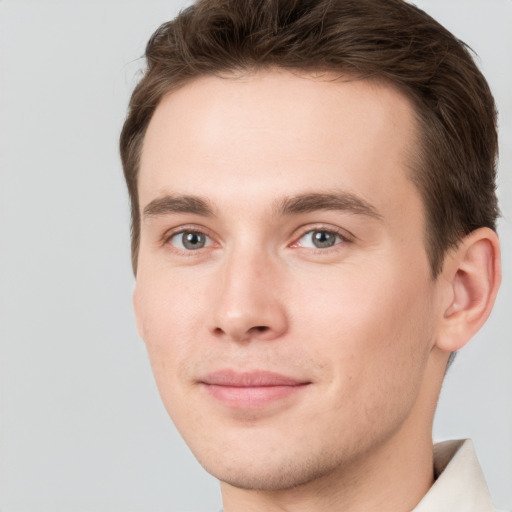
[210,241,287,342]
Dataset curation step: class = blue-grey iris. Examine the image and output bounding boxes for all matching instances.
[182,232,206,250]
[312,231,337,248]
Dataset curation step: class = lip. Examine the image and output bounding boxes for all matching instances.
[199,370,311,408]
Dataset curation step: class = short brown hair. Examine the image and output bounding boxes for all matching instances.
[120,0,499,276]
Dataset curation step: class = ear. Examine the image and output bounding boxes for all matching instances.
[435,227,501,352]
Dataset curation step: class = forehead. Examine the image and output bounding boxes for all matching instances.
[139,69,421,221]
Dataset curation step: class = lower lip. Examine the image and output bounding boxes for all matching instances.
[202,383,308,408]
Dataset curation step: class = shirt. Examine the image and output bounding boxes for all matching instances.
[413,439,496,511]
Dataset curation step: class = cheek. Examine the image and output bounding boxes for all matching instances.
[296,260,435,395]
[135,262,207,334]
[133,274,202,388]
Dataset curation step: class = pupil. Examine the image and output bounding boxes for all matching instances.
[183,232,205,249]
[313,231,335,248]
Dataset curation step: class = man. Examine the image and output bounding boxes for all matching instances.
[120,0,501,510]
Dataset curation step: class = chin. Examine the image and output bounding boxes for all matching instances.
[196,446,342,491]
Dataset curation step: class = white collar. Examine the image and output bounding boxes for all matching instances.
[413,439,496,511]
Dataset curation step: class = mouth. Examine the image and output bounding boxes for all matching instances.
[198,369,311,409]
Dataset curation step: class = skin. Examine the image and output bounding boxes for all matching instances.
[133,70,500,512]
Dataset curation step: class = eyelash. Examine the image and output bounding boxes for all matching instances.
[291,225,353,252]
[162,225,217,255]
[162,224,354,254]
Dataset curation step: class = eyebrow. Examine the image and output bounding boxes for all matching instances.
[274,192,383,220]
[142,191,382,221]
[143,195,215,219]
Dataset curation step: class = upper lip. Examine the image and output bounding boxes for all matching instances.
[200,370,310,387]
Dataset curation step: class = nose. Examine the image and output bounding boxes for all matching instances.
[209,249,288,343]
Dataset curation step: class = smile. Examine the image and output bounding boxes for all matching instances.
[199,370,311,408]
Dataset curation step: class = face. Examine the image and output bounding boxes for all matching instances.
[134,70,444,491]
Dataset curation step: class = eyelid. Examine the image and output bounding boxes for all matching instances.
[159,222,354,253]
[161,224,219,250]
[289,224,355,248]
[170,231,212,250]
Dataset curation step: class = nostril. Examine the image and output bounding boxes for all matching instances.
[254,326,269,332]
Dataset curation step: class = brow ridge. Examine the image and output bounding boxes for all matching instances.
[143,195,215,219]
[275,192,382,219]
[142,191,382,221]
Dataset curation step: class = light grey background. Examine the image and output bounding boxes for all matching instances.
[0,1,510,511]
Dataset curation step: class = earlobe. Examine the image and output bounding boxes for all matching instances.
[436,227,501,353]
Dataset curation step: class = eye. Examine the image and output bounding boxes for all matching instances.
[297,229,343,249]
[169,230,212,251]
